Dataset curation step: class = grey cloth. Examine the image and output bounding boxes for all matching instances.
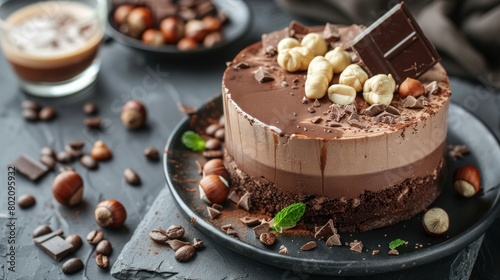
[276,0,500,89]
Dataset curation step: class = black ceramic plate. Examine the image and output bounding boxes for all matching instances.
[107,0,251,55]
[163,96,500,276]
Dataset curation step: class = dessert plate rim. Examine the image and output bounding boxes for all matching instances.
[163,95,500,276]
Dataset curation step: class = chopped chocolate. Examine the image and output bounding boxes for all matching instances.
[349,240,363,253]
[232,62,250,70]
[300,241,317,251]
[325,121,342,127]
[376,112,397,124]
[348,112,361,121]
[301,96,308,104]
[264,45,277,56]
[202,150,224,159]
[226,228,238,237]
[212,203,223,210]
[307,107,316,113]
[328,103,344,122]
[323,23,339,43]
[448,144,470,160]
[401,96,424,109]
[278,244,289,255]
[311,116,322,124]
[425,81,440,95]
[237,192,251,211]
[388,249,400,255]
[252,223,270,238]
[207,206,220,219]
[326,234,342,247]
[385,105,401,115]
[228,191,240,204]
[240,216,260,226]
[313,99,321,107]
[362,104,387,116]
[344,103,358,115]
[351,2,441,83]
[280,81,289,87]
[177,103,197,115]
[348,119,369,129]
[314,219,336,240]
[10,154,49,181]
[254,67,274,83]
[165,239,190,251]
[221,224,232,231]
[35,234,73,261]
[288,20,309,38]
[372,250,380,255]
[261,28,288,56]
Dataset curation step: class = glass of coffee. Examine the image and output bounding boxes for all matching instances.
[0,0,106,97]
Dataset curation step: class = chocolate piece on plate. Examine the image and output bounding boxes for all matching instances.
[351,2,440,83]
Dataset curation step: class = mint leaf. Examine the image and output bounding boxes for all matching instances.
[389,239,406,250]
[181,131,206,152]
[272,202,306,233]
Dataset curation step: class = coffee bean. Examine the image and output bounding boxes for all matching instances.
[192,238,203,249]
[65,234,82,252]
[83,102,98,115]
[80,155,98,169]
[65,144,83,158]
[174,245,195,262]
[202,150,223,159]
[124,168,141,185]
[214,128,225,140]
[84,117,101,129]
[62,258,84,274]
[22,108,38,121]
[218,115,225,127]
[68,140,85,150]
[165,239,190,251]
[22,100,40,111]
[166,225,185,239]
[40,147,56,158]
[143,147,159,161]
[18,194,36,208]
[87,229,104,245]
[205,138,221,150]
[96,254,109,269]
[40,155,56,170]
[259,232,276,246]
[149,229,168,243]
[56,151,73,163]
[95,239,112,256]
[205,123,221,136]
[39,107,57,121]
[33,225,52,238]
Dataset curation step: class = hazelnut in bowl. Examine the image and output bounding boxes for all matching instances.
[107,0,251,55]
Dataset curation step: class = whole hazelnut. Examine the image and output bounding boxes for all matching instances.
[126,7,154,38]
[203,32,222,48]
[185,19,207,42]
[177,37,198,51]
[399,77,425,98]
[160,17,185,44]
[454,165,481,197]
[142,29,165,46]
[199,174,229,204]
[113,4,134,25]
[52,171,84,206]
[422,207,449,236]
[202,16,222,32]
[120,100,147,129]
[94,199,127,229]
[203,159,230,181]
[91,140,112,161]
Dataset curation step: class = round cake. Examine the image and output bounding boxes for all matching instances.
[222,21,451,232]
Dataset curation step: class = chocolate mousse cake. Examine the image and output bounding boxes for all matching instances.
[222,3,451,232]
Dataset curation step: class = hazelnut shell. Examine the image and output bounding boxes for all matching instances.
[454,165,481,197]
[203,159,230,181]
[399,77,425,98]
[160,17,184,44]
[199,174,229,204]
[113,4,134,25]
[94,199,127,228]
[120,100,147,130]
[91,140,112,161]
[422,207,449,236]
[52,171,84,206]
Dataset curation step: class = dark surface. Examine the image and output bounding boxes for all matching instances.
[0,0,499,279]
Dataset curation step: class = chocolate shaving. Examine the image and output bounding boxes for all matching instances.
[425,81,440,95]
[237,192,251,211]
[254,67,274,83]
[314,219,336,239]
[323,23,339,43]
[362,104,387,116]
[326,234,342,247]
[300,241,317,251]
[221,224,232,230]
[349,240,363,253]
[240,216,260,226]
[233,62,250,70]
[207,206,220,219]
[401,95,424,109]
[252,223,270,238]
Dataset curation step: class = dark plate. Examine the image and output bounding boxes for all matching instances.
[163,96,500,276]
[107,0,251,56]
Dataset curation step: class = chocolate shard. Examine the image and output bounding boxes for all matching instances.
[348,119,369,129]
[228,191,240,204]
[35,235,73,261]
[425,81,440,95]
[313,99,321,107]
[326,234,342,247]
[237,192,251,211]
[351,2,441,83]
[288,20,309,38]
[301,96,308,104]
[212,203,223,211]
[300,241,317,251]
[240,216,261,226]
[221,224,232,231]
[207,206,220,219]
[254,67,274,83]
[362,104,387,116]
[226,228,238,237]
[11,154,49,181]
[314,219,336,239]
[311,116,322,124]
[385,105,401,115]
[376,112,398,124]
[278,244,289,255]
[323,23,339,43]
[252,223,270,238]
[261,28,289,56]
[232,62,250,70]
[388,249,400,255]
[349,240,363,253]
[401,95,424,109]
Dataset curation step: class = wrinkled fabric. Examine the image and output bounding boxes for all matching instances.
[276,0,500,89]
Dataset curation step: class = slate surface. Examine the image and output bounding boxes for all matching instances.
[1,0,500,279]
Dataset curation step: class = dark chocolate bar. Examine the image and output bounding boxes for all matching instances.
[10,154,49,181]
[351,2,440,83]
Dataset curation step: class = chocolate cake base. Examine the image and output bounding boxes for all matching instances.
[225,152,446,232]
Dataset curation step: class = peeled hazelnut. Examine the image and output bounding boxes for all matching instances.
[202,16,222,32]
[277,38,300,52]
[300,33,327,56]
[422,207,449,236]
[305,56,333,99]
[142,29,165,46]
[94,199,127,229]
[91,140,112,161]
[328,84,357,105]
[399,77,425,98]
[454,165,481,197]
[203,159,230,181]
[185,19,208,42]
[127,7,154,38]
[160,17,184,44]
[177,37,199,50]
[113,4,134,25]
[339,64,369,92]
[199,174,229,204]
[277,46,313,72]
[121,100,147,129]
[325,47,352,74]
[52,171,84,206]
[363,74,396,105]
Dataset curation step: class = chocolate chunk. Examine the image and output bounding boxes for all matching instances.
[232,62,250,70]
[226,228,238,237]
[207,206,220,219]
[362,104,387,116]
[323,23,339,43]
[301,96,308,104]
[372,250,380,255]
[212,203,223,210]
[264,45,277,56]
[149,229,169,244]
[344,103,358,114]
[348,119,368,129]
[237,192,251,210]
[300,241,317,251]
[326,234,342,247]
[254,67,274,83]
[349,240,363,253]
[221,224,232,231]
[385,105,401,115]
[36,235,73,261]
[261,28,288,56]
[166,239,190,251]
[325,121,342,127]
[328,103,344,122]
[240,216,260,226]
[313,99,321,107]
[84,117,101,129]
[278,244,289,255]
[401,95,424,109]
[289,20,309,38]
[425,81,440,95]
[351,2,440,83]
[228,191,240,204]
[377,112,397,124]
[311,116,322,124]
[18,194,36,209]
[388,249,400,255]
[11,154,49,181]
[252,223,270,238]
[314,219,336,240]
[62,258,84,274]
[418,95,430,107]
[177,103,197,115]
[307,107,316,113]
[348,112,361,121]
